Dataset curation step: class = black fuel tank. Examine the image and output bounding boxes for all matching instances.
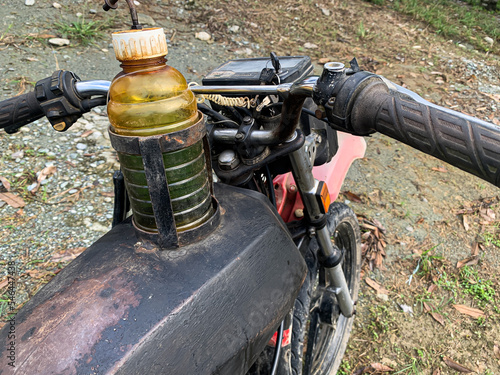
[0,184,306,375]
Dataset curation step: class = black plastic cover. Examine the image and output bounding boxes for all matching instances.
[202,56,313,86]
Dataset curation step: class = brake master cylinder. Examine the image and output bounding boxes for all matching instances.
[107,27,217,248]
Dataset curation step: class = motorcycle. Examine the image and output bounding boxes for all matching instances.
[1,2,500,374]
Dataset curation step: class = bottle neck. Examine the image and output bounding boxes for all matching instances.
[120,56,168,73]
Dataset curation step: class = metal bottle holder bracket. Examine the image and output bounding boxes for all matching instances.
[109,112,220,249]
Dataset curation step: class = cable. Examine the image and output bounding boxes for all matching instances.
[265,165,276,208]
[271,320,284,375]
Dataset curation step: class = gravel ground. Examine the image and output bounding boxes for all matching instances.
[1,0,500,373]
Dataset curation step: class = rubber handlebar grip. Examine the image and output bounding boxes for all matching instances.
[0,91,44,131]
[352,80,500,187]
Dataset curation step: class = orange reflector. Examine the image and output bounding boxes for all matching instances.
[320,182,330,214]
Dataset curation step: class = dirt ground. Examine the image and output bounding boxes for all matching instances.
[1,0,500,374]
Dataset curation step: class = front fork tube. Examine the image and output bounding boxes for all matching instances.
[289,147,355,318]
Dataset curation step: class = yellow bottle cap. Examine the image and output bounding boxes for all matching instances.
[112,27,168,61]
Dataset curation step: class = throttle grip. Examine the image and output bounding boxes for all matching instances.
[0,91,44,133]
[326,72,500,188]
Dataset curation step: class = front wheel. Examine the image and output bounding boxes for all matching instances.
[291,202,361,375]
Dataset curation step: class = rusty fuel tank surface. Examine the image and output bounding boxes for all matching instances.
[0,184,306,375]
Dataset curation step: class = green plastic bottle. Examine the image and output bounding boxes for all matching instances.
[108,28,213,233]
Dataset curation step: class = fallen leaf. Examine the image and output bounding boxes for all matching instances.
[428,284,437,293]
[453,304,485,318]
[423,302,431,312]
[480,207,495,221]
[100,191,115,197]
[25,269,51,279]
[0,192,26,208]
[432,167,448,173]
[31,165,57,195]
[80,130,94,138]
[28,33,56,39]
[442,357,473,373]
[318,57,333,64]
[456,256,478,269]
[432,369,441,375]
[471,242,479,256]
[365,278,389,294]
[342,191,362,203]
[494,345,500,360]
[371,363,393,372]
[0,176,11,191]
[51,247,86,263]
[430,312,445,326]
[0,277,9,290]
[462,215,469,231]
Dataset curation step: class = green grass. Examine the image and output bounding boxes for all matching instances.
[364,0,499,53]
[55,17,111,46]
[459,265,496,305]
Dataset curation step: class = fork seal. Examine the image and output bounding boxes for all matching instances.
[308,215,328,230]
[318,245,344,268]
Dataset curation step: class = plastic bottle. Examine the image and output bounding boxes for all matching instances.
[108,28,213,233]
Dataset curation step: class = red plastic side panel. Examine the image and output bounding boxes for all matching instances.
[274,133,366,222]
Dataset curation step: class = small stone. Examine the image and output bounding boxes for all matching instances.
[406,226,414,232]
[228,25,240,33]
[195,31,211,41]
[234,48,253,55]
[11,150,24,159]
[399,304,414,315]
[49,38,70,47]
[90,222,109,232]
[321,8,330,16]
[249,22,258,28]
[68,189,78,194]
[134,0,140,5]
[76,143,87,150]
[52,2,61,8]
[304,42,318,49]
[89,8,97,14]
[484,36,494,46]
[27,182,38,192]
[376,293,389,302]
[25,0,35,5]
[138,13,155,26]
[76,12,83,17]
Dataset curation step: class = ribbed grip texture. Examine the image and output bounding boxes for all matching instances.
[374,90,500,187]
[0,91,43,130]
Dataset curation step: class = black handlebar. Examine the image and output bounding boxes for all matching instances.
[2,65,500,189]
[0,91,44,134]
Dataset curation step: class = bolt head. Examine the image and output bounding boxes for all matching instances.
[218,149,240,170]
